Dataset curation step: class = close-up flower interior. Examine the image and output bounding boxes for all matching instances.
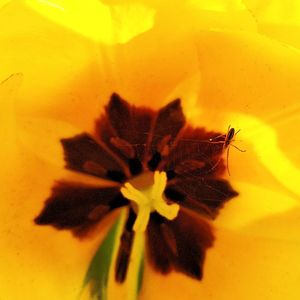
[1,0,300,300]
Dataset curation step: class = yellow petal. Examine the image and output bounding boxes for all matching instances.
[0,73,118,298]
[0,138,115,299]
[0,149,120,299]
[215,181,300,240]
[1,1,300,299]
[17,116,80,166]
[142,228,300,300]
[243,0,300,49]
[0,1,106,130]
[26,0,156,44]
[196,30,300,120]
[195,30,300,171]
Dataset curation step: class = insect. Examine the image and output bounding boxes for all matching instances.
[208,125,246,175]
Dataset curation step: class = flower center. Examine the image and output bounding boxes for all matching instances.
[120,171,180,232]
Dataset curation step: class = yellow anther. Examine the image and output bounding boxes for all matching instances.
[120,171,180,232]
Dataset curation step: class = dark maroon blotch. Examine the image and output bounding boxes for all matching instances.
[34,182,127,236]
[115,209,136,283]
[146,210,214,280]
[61,133,126,182]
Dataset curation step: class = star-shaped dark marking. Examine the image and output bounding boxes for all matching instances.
[35,93,238,282]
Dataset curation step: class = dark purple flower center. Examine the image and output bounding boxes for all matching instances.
[34,93,238,282]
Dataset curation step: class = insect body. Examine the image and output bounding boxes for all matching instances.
[224,126,236,148]
[209,126,245,175]
[223,126,245,175]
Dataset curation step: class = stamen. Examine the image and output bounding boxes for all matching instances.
[120,171,179,232]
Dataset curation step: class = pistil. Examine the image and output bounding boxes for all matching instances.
[120,171,179,232]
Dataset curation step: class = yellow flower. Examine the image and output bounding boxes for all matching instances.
[1,1,300,300]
